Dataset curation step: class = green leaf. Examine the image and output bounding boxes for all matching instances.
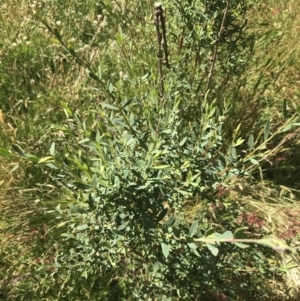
[56,221,68,228]
[233,138,245,147]
[61,233,76,239]
[247,134,254,150]
[163,215,176,228]
[249,158,259,165]
[257,144,267,150]
[212,231,234,241]
[189,220,198,237]
[11,145,39,161]
[78,138,90,144]
[231,147,237,158]
[0,147,11,158]
[46,163,58,169]
[72,182,92,190]
[179,137,187,146]
[88,194,96,210]
[234,227,248,238]
[187,242,197,249]
[137,138,148,151]
[131,169,144,180]
[87,70,100,81]
[192,249,201,257]
[38,156,54,164]
[206,243,219,256]
[139,72,150,84]
[220,231,234,240]
[122,98,134,109]
[235,242,250,249]
[68,45,76,56]
[205,228,215,237]
[177,190,192,197]
[147,155,153,168]
[186,236,194,244]
[77,224,89,231]
[161,242,170,258]
[25,155,40,163]
[280,124,292,133]
[97,65,102,80]
[264,121,270,141]
[156,208,168,223]
[152,165,170,170]
[108,82,114,93]
[116,25,123,44]
[110,229,124,237]
[12,144,25,156]
[69,205,87,214]
[258,235,296,254]
[101,102,118,110]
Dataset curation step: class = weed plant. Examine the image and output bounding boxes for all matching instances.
[0,0,300,300]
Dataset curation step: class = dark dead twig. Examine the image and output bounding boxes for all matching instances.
[154,2,170,98]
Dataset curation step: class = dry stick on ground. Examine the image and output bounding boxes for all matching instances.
[154,3,170,98]
[205,1,230,93]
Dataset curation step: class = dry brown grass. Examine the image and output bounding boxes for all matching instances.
[232,181,300,298]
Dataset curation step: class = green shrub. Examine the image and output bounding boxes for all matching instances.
[1,0,298,300]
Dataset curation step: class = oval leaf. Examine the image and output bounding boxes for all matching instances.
[249,158,259,165]
[235,242,250,249]
[247,134,254,150]
[280,124,292,133]
[207,243,219,256]
[220,231,234,240]
[161,242,170,258]
[189,220,198,237]
[77,224,89,231]
[187,242,197,250]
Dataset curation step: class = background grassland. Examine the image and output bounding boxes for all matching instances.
[0,0,300,300]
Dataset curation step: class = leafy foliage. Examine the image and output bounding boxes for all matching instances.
[0,0,300,300]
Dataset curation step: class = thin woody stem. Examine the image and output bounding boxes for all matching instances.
[154,2,170,98]
[154,3,164,97]
[205,1,230,93]
[160,7,170,68]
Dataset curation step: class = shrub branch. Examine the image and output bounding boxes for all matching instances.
[206,1,230,93]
